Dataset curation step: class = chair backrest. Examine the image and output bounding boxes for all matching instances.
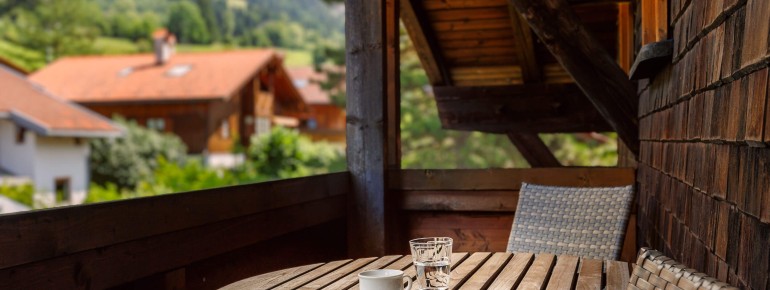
[629,248,737,290]
[506,182,634,260]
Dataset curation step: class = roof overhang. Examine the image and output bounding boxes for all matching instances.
[0,109,123,138]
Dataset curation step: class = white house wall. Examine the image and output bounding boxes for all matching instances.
[34,136,90,206]
[0,120,36,179]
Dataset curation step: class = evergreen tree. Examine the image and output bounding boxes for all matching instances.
[167,0,210,44]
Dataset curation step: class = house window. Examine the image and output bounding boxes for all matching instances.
[146,118,166,131]
[221,119,230,139]
[54,178,70,203]
[256,117,271,136]
[16,126,26,144]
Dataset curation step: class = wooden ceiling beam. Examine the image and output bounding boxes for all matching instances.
[401,0,452,85]
[509,0,640,156]
[434,84,612,133]
[507,4,541,82]
[507,132,562,167]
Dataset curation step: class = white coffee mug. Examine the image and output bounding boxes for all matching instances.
[358,269,412,290]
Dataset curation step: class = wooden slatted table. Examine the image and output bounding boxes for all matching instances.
[221,252,630,290]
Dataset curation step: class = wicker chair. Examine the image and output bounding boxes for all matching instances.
[506,183,634,260]
[629,248,737,290]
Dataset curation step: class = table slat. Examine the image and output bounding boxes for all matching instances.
[449,252,491,288]
[545,255,580,290]
[518,253,556,290]
[458,252,511,289]
[220,263,323,290]
[321,255,401,289]
[605,260,630,290]
[487,252,534,290]
[576,259,603,290]
[276,259,352,289]
[294,257,376,289]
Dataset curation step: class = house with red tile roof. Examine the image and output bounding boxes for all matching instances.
[30,33,309,166]
[287,67,345,144]
[0,65,121,212]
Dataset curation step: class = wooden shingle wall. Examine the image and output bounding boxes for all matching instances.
[637,0,770,288]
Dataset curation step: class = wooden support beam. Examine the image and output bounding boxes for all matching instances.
[346,0,399,257]
[507,133,562,167]
[509,0,640,156]
[401,0,452,85]
[507,4,541,82]
[434,84,612,133]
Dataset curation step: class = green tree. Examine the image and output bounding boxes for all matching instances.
[167,0,211,44]
[5,0,101,60]
[89,117,187,189]
[195,0,220,42]
[240,126,345,179]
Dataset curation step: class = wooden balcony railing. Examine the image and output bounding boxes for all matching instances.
[0,167,637,289]
[0,172,349,289]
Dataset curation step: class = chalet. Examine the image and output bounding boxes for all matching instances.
[3,0,770,288]
[287,67,346,144]
[0,65,121,212]
[30,32,309,166]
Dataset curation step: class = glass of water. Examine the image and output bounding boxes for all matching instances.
[409,237,453,290]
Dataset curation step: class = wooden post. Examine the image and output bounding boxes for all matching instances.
[509,0,640,156]
[507,133,561,167]
[346,0,399,257]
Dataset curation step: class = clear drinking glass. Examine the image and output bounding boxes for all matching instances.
[409,237,453,290]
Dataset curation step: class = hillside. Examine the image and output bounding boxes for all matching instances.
[0,0,344,71]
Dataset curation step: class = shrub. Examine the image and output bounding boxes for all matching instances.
[89,116,187,189]
[0,183,35,207]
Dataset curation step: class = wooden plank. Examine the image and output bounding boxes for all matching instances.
[428,8,511,21]
[488,252,534,289]
[322,255,401,289]
[399,190,518,212]
[545,255,580,290]
[435,29,514,41]
[507,2,541,82]
[390,168,636,190]
[401,0,451,85]
[346,0,388,257]
[297,257,377,289]
[220,263,323,290]
[283,260,354,289]
[616,2,633,73]
[576,259,603,290]
[0,195,347,290]
[605,260,630,290]
[459,252,512,289]
[433,84,612,133]
[518,253,557,290]
[432,18,512,32]
[507,133,562,167]
[449,252,492,288]
[509,0,640,155]
[424,0,509,10]
[0,172,349,270]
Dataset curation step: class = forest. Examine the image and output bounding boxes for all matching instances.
[0,0,345,70]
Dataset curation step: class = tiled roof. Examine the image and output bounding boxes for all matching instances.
[30,50,277,103]
[287,67,331,105]
[0,65,121,137]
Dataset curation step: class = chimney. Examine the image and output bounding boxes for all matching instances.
[152,29,176,65]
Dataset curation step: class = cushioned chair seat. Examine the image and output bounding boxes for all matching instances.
[506,182,634,260]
